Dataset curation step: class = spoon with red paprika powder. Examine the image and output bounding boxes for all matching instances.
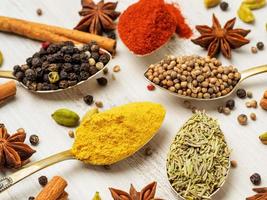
[118,0,192,56]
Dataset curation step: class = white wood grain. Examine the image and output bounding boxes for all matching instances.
[0,0,267,199]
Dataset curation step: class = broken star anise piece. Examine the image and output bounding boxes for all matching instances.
[0,124,36,169]
[191,14,250,59]
[74,0,121,35]
[109,182,163,200]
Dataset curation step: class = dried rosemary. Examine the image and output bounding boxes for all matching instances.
[167,112,230,200]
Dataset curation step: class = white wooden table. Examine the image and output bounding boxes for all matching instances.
[1,0,267,199]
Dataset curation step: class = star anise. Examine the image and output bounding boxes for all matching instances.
[109,182,163,200]
[74,0,121,35]
[191,14,250,59]
[0,124,36,169]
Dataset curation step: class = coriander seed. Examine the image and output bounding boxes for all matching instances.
[113,65,121,72]
[29,135,39,146]
[256,42,264,50]
[250,113,257,121]
[237,114,248,125]
[250,173,261,185]
[251,47,258,54]
[230,160,237,168]
[38,176,48,186]
[247,91,253,98]
[223,107,231,115]
[68,130,75,138]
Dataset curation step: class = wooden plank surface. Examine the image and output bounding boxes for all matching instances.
[1,0,267,199]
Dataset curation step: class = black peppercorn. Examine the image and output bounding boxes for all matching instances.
[35,67,44,79]
[59,80,69,89]
[29,134,39,146]
[62,63,73,72]
[31,57,42,67]
[64,54,72,62]
[73,65,80,73]
[236,88,246,99]
[91,52,100,61]
[39,48,47,56]
[38,176,48,186]
[25,69,37,81]
[256,42,264,50]
[97,77,108,86]
[82,44,91,51]
[63,41,75,46]
[83,95,94,105]
[68,80,78,86]
[40,55,48,62]
[106,31,116,40]
[89,66,98,75]
[60,70,68,80]
[250,173,261,185]
[13,65,21,73]
[43,73,49,82]
[26,57,33,66]
[68,73,78,81]
[220,1,229,11]
[72,54,81,63]
[28,196,35,200]
[73,48,80,54]
[91,44,100,52]
[99,53,110,65]
[15,71,25,81]
[47,44,60,54]
[80,53,89,62]
[32,52,40,58]
[225,99,235,110]
[80,71,90,80]
[80,63,90,72]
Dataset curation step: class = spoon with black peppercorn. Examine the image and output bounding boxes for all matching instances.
[144,55,267,101]
[0,42,112,94]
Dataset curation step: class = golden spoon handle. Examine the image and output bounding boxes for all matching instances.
[241,65,267,81]
[0,150,74,193]
[0,70,16,79]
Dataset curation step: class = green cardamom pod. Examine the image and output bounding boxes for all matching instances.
[259,132,267,145]
[0,50,3,67]
[92,192,101,200]
[52,108,80,127]
[238,4,255,23]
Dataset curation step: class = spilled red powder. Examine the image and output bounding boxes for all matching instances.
[118,0,192,55]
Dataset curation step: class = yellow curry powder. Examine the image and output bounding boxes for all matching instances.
[71,102,166,165]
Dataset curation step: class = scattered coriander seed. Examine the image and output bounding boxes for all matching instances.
[223,107,231,115]
[95,101,103,108]
[246,101,252,108]
[103,165,111,170]
[147,84,155,91]
[68,130,74,138]
[144,147,153,156]
[237,114,248,125]
[38,176,48,186]
[29,135,39,146]
[256,42,264,50]
[103,68,109,75]
[28,197,35,200]
[251,46,258,54]
[36,8,43,16]
[17,128,25,134]
[247,91,253,98]
[220,1,229,11]
[250,113,257,121]
[217,106,224,113]
[236,88,247,99]
[113,65,121,72]
[96,77,108,86]
[250,100,258,108]
[226,99,235,110]
[83,95,94,105]
[230,160,237,168]
[250,173,261,185]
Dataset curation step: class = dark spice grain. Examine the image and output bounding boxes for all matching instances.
[97,77,108,86]
[236,88,247,99]
[38,176,48,186]
[250,173,261,185]
[29,135,39,146]
[220,2,229,11]
[83,95,94,105]
[226,99,235,110]
[257,42,264,50]
[28,197,35,200]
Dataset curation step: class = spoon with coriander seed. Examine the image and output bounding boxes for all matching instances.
[144,55,267,101]
[0,102,166,193]
[0,41,111,94]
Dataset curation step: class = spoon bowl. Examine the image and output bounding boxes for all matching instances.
[144,64,267,101]
[0,48,112,94]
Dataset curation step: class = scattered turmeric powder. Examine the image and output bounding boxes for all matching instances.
[71,102,166,165]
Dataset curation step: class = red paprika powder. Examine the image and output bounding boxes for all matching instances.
[118,0,192,56]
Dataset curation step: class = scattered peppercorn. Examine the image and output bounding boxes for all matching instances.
[237,114,248,125]
[230,160,237,168]
[95,101,103,108]
[226,99,235,110]
[38,176,48,186]
[147,84,155,91]
[144,147,153,156]
[83,95,94,105]
[217,106,224,113]
[250,113,257,121]
[251,47,258,54]
[96,77,108,86]
[29,135,39,146]
[68,130,75,138]
[250,173,261,185]
[220,1,229,11]
[106,31,116,40]
[246,100,257,108]
[236,88,247,99]
[256,42,264,50]
[103,68,109,75]
[28,197,35,200]
[113,65,121,72]
[247,91,253,98]
[36,8,43,16]
[223,107,231,115]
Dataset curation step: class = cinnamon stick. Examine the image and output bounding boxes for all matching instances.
[0,81,16,101]
[57,191,68,200]
[35,176,67,200]
[0,16,116,54]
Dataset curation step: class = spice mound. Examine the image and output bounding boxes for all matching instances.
[145,55,241,99]
[118,0,192,56]
[13,41,110,91]
[71,102,166,165]
[167,112,230,199]
[0,124,36,169]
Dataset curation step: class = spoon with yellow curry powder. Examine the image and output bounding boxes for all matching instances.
[0,102,166,192]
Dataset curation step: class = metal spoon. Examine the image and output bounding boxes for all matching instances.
[0,48,112,94]
[144,64,267,101]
